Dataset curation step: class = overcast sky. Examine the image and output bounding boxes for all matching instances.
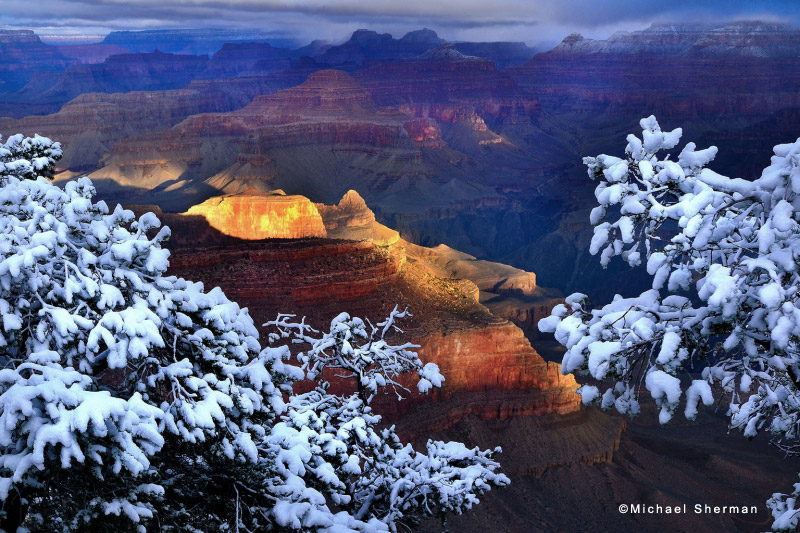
[1,0,799,46]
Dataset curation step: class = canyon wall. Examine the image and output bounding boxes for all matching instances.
[0,30,73,93]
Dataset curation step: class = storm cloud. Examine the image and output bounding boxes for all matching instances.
[1,0,799,46]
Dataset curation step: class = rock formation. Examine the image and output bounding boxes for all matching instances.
[314,28,444,66]
[183,190,327,239]
[164,219,581,423]
[315,190,565,332]
[354,43,523,106]
[173,187,566,356]
[313,28,536,69]
[316,189,400,245]
[0,30,74,93]
[0,70,307,170]
[151,188,575,415]
[88,70,454,207]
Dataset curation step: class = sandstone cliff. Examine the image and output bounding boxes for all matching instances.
[183,191,326,239]
[165,233,581,424]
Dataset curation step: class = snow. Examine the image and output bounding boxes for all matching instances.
[646,370,682,423]
[656,331,682,365]
[684,380,713,420]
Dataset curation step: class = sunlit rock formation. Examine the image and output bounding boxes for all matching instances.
[160,189,575,422]
[315,189,565,331]
[316,189,400,245]
[183,190,326,239]
[164,229,581,422]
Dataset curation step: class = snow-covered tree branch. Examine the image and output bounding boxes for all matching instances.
[0,133,62,181]
[264,310,509,532]
[539,116,800,530]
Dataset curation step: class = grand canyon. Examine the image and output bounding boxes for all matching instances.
[2,13,800,532]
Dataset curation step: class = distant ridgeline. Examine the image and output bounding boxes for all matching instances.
[3,21,800,303]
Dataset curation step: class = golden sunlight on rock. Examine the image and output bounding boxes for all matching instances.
[184,190,327,239]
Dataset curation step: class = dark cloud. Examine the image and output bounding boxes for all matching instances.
[1,0,799,45]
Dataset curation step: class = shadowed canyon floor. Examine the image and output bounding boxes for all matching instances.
[417,406,800,533]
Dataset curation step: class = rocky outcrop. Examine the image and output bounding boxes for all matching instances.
[0,30,74,93]
[415,321,577,405]
[316,189,400,245]
[405,242,537,295]
[171,188,560,329]
[314,28,443,66]
[161,189,580,426]
[183,191,327,239]
[165,232,580,424]
[315,190,564,332]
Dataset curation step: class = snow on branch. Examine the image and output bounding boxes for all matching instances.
[539,116,800,529]
[265,305,444,403]
[266,308,507,531]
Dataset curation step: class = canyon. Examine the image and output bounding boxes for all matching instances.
[5,22,800,529]
[7,21,799,303]
[79,68,513,215]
